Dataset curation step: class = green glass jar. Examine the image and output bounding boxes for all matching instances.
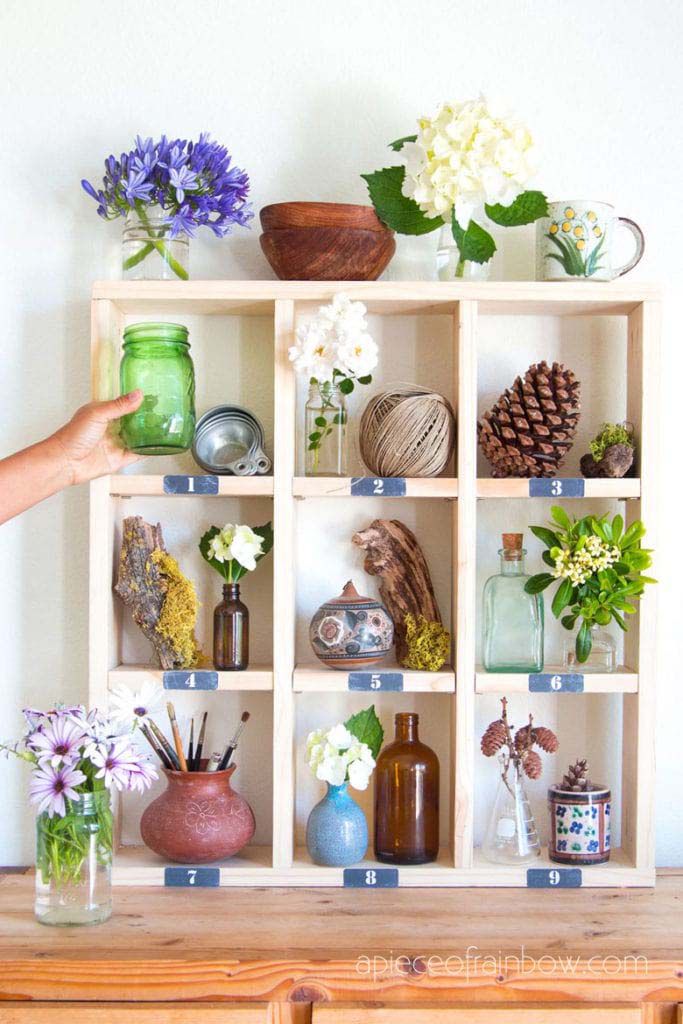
[119,322,196,455]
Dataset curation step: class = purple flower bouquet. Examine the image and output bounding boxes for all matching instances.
[82,134,253,281]
[2,704,157,924]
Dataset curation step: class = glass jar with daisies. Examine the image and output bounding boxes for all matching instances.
[81,133,253,281]
[362,97,548,280]
[1,704,157,925]
[524,507,656,671]
[288,293,379,476]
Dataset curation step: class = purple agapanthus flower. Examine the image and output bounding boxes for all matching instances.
[30,763,86,818]
[81,132,253,239]
[29,716,86,767]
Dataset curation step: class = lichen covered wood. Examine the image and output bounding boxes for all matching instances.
[115,516,200,670]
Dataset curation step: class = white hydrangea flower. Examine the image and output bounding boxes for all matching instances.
[347,758,373,791]
[317,753,348,787]
[401,96,537,227]
[209,525,235,563]
[306,722,376,790]
[326,723,354,750]
[230,524,264,572]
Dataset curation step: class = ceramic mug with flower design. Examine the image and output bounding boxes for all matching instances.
[536,201,644,281]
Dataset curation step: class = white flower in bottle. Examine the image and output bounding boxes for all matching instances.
[229,525,264,572]
[326,723,355,751]
[317,753,348,787]
[209,526,234,563]
[347,758,372,791]
[336,332,378,378]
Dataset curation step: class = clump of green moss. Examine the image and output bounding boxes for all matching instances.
[589,422,634,462]
[150,549,201,668]
[402,614,451,672]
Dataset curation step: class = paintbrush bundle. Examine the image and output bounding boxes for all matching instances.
[139,707,251,774]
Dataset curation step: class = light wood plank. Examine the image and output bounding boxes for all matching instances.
[477,479,641,499]
[0,1005,266,1024]
[108,665,274,691]
[272,299,296,869]
[475,667,638,694]
[109,474,274,497]
[293,477,457,498]
[312,1007,642,1024]
[293,664,455,692]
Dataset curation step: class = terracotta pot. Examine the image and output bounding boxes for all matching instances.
[309,579,394,670]
[140,765,255,864]
[259,202,395,281]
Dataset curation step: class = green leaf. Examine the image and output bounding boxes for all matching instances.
[388,135,417,151]
[576,621,593,663]
[361,166,443,235]
[199,526,231,582]
[451,211,496,264]
[485,190,549,226]
[542,551,555,568]
[308,431,321,442]
[524,573,555,594]
[550,505,572,532]
[530,525,562,549]
[344,705,385,761]
[314,416,327,428]
[338,377,354,395]
[585,231,607,277]
[357,374,372,385]
[621,520,646,548]
[594,607,611,626]
[552,578,574,618]
[561,613,578,630]
[611,609,627,631]
[611,515,623,542]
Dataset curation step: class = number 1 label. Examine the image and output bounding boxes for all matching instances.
[163,475,219,495]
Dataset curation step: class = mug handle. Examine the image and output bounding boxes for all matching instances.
[613,217,645,278]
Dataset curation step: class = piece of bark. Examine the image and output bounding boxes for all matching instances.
[352,519,441,661]
[580,443,634,479]
[114,515,184,670]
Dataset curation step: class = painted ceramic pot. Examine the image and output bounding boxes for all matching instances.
[548,784,611,865]
[306,782,368,866]
[309,580,394,670]
[536,200,644,281]
[140,765,255,864]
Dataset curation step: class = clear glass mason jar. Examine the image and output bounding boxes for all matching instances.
[119,322,196,455]
[304,382,347,476]
[436,224,492,281]
[35,791,113,926]
[122,205,189,281]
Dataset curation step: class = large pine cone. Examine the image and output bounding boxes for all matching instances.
[478,361,581,478]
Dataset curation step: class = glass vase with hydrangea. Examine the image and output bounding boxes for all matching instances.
[199,522,273,670]
[524,506,656,669]
[288,293,379,476]
[1,704,157,925]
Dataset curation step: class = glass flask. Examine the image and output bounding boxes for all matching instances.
[563,624,617,673]
[35,791,113,926]
[119,322,196,455]
[374,712,439,864]
[122,205,190,281]
[483,532,544,672]
[482,759,541,865]
[213,583,249,671]
[304,382,347,476]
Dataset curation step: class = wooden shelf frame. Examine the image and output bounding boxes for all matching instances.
[89,281,660,888]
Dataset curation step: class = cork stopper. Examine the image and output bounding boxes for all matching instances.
[502,533,523,552]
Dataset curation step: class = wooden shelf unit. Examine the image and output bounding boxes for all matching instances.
[89,281,660,889]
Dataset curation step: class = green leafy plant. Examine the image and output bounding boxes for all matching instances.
[524,507,656,663]
[589,422,635,462]
[199,523,273,583]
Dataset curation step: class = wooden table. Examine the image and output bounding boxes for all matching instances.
[1,870,682,1023]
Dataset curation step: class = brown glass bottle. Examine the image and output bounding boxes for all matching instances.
[213,584,249,671]
[374,712,439,864]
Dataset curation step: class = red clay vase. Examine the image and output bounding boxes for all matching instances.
[140,765,255,863]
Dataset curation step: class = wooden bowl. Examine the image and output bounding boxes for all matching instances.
[259,202,395,281]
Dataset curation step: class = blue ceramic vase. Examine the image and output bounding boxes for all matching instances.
[306,782,368,867]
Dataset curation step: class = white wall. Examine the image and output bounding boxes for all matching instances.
[0,0,680,865]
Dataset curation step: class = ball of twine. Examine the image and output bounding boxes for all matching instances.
[359,383,456,477]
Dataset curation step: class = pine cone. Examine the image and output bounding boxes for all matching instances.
[481,720,506,756]
[534,726,559,753]
[561,759,590,791]
[478,361,581,478]
[514,724,533,753]
[522,749,543,780]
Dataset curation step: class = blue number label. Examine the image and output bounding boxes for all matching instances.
[163,671,219,691]
[343,868,399,888]
[529,478,584,498]
[527,868,582,888]
[348,672,404,692]
[350,477,406,497]
[529,673,584,693]
[163,475,219,495]
[165,866,220,887]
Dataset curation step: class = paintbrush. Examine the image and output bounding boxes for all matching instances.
[217,711,250,771]
[166,702,188,772]
[205,752,222,772]
[148,719,181,771]
[187,718,195,771]
[140,723,173,770]
[193,711,208,771]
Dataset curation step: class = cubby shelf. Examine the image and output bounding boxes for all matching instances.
[293,664,455,693]
[89,280,660,889]
[108,665,274,691]
[475,667,638,694]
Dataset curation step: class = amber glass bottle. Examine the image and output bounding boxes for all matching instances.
[374,712,439,864]
[213,584,249,671]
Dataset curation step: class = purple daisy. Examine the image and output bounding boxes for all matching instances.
[90,737,147,791]
[30,717,86,767]
[30,763,86,818]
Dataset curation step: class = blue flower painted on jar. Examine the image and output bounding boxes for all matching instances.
[569,821,583,834]
[557,839,568,851]
[556,805,567,817]
[587,839,599,853]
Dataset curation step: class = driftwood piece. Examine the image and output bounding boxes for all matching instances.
[114,515,184,670]
[352,519,441,661]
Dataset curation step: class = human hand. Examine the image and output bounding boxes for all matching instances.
[50,391,144,486]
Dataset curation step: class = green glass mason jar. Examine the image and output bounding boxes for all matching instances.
[119,322,196,455]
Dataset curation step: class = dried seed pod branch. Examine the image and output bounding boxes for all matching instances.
[480,697,558,792]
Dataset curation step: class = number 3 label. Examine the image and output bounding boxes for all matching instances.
[529,479,585,498]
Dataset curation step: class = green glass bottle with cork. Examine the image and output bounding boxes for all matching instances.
[483,532,544,672]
